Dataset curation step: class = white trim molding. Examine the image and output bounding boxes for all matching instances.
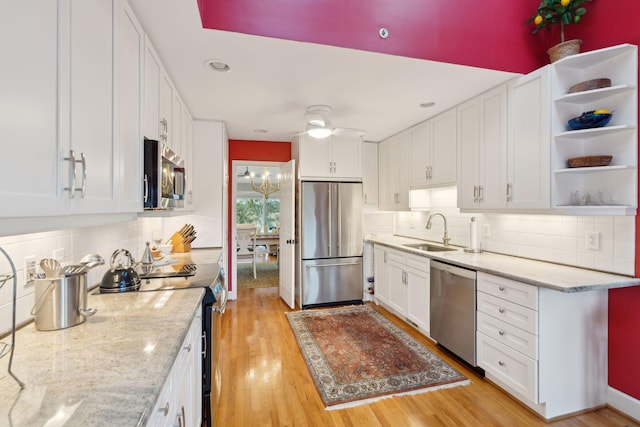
[608,387,640,422]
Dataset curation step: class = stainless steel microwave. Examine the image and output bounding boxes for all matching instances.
[143,138,185,209]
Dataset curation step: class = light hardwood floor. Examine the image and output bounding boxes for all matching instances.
[215,287,639,426]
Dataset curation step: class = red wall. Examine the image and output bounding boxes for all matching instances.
[205,1,640,400]
[226,140,291,291]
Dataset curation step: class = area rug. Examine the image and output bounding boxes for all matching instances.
[286,305,468,409]
[237,260,279,289]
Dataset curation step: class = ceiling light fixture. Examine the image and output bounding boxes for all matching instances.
[307,123,332,139]
[204,59,231,73]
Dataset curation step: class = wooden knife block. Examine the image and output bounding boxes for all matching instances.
[168,232,191,253]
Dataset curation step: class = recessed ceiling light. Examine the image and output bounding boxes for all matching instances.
[204,59,231,73]
[420,102,435,108]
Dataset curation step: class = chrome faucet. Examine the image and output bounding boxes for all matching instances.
[426,212,451,247]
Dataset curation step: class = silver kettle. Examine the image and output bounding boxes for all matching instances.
[100,249,141,293]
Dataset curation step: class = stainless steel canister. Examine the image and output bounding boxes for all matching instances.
[31,274,97,331]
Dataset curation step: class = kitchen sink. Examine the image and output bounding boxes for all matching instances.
[402,243,458,252]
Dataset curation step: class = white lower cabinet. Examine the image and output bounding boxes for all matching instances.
[373,246,430,336]
[476,272,608,420]
[147,314,202,427]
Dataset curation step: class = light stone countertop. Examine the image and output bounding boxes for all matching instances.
[367,234,640,292]
[0,287,204,427]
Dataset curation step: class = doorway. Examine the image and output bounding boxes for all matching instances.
[231,161,282,294]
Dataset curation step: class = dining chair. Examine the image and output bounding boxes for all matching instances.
[236,224,258,279]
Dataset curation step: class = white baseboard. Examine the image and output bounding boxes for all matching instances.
[608,387,640,422]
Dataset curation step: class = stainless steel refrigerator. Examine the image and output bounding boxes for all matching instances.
[297,181,363,309]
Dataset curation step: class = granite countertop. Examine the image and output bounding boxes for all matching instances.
[367,234,640,292]
[0,287,204,427]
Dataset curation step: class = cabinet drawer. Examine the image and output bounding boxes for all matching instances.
[405,253,429,272]
[477,312,538,360]
[477,333,538,403]
[478,272,538,310]
[477,292,538,335]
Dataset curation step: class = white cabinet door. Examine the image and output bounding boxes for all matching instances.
[172,93,184,155]
[0,1,68,217]
[387,133,410,210]
[65,0,117,214]
[377,140,389,209]
[331,135,362,179]
[294,135,332,178]
[457,98,482,209]
[159,73,173,148]
[386,251,407,315]
[410,121,432,187]
[143,37,161,141]
[508,67,550,209]
[406,259,430,334]
[373,246,390,306]
[457,85,508,210]
[430,108,457,186]
[115,0,143,213]
[362,142,378,207]
[480,85,508,209]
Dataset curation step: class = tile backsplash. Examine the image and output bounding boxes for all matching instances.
[378,186,635,276]
[0,218,163,336]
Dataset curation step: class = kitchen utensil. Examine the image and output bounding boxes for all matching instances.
[100,249,141,293]
[61,264,86,277]
[40,258,61,278]
[179,224,190,236]
[567,111,612,130]
[31,274,97,331]
[80,253,104,266]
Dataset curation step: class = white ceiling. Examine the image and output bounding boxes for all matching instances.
[128,0,520,143]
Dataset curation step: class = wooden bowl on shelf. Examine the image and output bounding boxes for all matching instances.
[567,155,612,168]
[568,78,611,94]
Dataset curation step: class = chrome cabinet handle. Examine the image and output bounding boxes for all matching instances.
[478,185,484,203]
[183,344,192,352]
[507,183,512,202]
[498,330,505,336]
[473,185,478,203]
[498,361,505,367]
[202,332,207,358]
[158,402,169,416]
[498,286,505,292]
[64,150,77,198]
[498,308,505,314]
[79,152,87,198]
[143,174,149,202]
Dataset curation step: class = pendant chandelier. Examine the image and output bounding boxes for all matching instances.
[250,168,280,199]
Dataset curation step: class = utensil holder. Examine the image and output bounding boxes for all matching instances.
[168,232,191,253]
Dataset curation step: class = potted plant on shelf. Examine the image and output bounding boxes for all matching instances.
[526,0,593,62]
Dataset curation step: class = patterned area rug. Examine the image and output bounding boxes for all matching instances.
[237,260,279,289]
[286,305,468,409]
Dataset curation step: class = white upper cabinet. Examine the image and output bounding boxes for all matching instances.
[362,142,379,207]
[457,84,509,210]
[293,134,362,180]
[115,0,144,212]
[379,133,410,210]
[63,0,117,214]
[508,67,551,210]
[143,36,161,141]
[550,44,637,215]
[410,108,457,188]
[0,1,67,217]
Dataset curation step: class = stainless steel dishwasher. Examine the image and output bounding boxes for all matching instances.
[430,260,477,367]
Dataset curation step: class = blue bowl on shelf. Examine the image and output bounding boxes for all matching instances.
[567,112,612,130]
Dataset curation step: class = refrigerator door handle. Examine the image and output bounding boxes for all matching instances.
[305,261,362,268]
[337,185,341,254]
[327,185,332,256]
